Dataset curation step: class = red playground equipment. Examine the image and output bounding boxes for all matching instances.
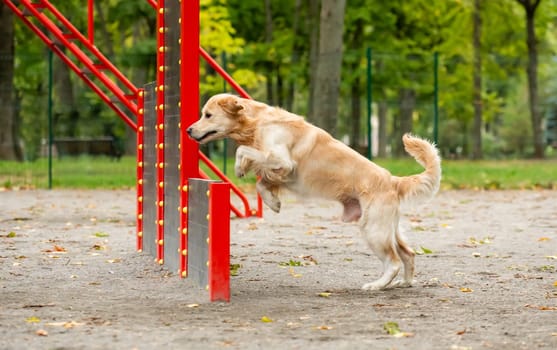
[5,0,261,302]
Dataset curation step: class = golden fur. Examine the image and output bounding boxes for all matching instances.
[188,93,442,290]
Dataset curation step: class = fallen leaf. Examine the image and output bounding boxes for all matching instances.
[460,287,473,293]
[318,292,332,298]
[315,325,333,330]
[26,316,41,323]
[538,237,551,242]
[93,232,109,238]
[546,256,557,260]
[524,304,557,311]
[553,281,557,287]
[383,321,401,335]
[7,232,16,238]
[106,258,122,264]
[186,304,199,308]
[261,316,273,323]
[53,245,66,252]
[247,222,258,230]
[288,268,302,278]
[36,329,48,336]
[46,321,84,328]
[230,264,241,276]
[456,329,467,335]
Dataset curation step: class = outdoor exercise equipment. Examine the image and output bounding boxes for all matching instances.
[6,0,260,302]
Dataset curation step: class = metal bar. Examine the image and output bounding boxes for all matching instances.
[155,0,166,265]
[433,51,439,144]
[198,152,254,217]
[366,47,372,160]
[199,47,251,99]
[199,169,245,218]
[137,88,145,252]
[208,182,231,302]
[88,0,94,45]
[48,49,53,190]
[39,0,138,94]
[4,0,137,131]
[179,0,201,277]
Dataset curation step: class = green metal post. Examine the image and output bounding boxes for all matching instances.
[221,51,228,175]
[366,47,372,160]
[433,51,439,144]
[48,49,53,189]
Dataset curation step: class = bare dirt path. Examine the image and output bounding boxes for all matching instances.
[1,189,556,350]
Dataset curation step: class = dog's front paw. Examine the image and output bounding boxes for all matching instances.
[234,164,245,178]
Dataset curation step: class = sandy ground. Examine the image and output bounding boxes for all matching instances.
[0,189,556,350]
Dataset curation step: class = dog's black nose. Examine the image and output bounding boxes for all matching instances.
[186,127,193,136]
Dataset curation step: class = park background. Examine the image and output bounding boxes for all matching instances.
[0,0,556,189]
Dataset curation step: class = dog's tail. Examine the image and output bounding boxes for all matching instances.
[393,134,441,205]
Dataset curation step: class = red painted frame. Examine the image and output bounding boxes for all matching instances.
[155,1,166,265]
[208,182,231,302]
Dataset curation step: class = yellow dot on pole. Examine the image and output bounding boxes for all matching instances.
[158,104,165,111]
[138,108,144,115]
[158,143,164,150]
[138,144,143,150]
[158,85,164,92]
[158,66,165,72]
[206,214,210,221]
[158,162,164,169]
[138,196,143,203]
[158,239,164,246]
[158,219,164,226]
[158,46,165,53]
[138,179,143,185]
[182,185,188,192]
[137,231,143,237]
[138,161,143,168]
[137,249,142,253]
[138,214,143,220]
[206,261,210,267]
[158,200,164,207]
[159,181,164,188]
[158,8,164,14]
[158,123,164,130]
[182,228,188,235]
[181,271,187,278]
[138,126,144,132]
[138,91,144,98]
[158,259,164,265]
[206,190,210,197]
[182,249,188,256]
[182,207,188,214]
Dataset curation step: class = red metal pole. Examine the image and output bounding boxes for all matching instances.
[88,0,94,45]
[155,0,166,265]
[179,0,201,278]
[208,182,231,302]
[136,89,145,252]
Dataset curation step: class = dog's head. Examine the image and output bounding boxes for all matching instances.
[187,94,245,144]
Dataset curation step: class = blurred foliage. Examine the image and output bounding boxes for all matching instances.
[7,0,557,160]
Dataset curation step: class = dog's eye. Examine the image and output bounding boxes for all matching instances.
[205,113,212,119]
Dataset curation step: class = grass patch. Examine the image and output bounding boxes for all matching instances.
[1,156,556,190]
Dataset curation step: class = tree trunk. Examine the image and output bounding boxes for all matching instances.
[472,0,483,159]
[516,0,543,158]
[0,4,21,161]
[395,88,415,156]
[377,101,388,157]
[307,0,320,119]
[309,0,346,136]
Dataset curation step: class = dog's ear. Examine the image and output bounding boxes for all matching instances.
[218,96,244,116]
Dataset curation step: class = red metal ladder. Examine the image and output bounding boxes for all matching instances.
[5,0,260,218]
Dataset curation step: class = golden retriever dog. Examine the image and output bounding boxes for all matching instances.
[187,94,441,290]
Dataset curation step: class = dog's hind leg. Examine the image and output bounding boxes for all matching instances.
[390,229,416,288]
[256,180,281,213]
[360,196,402,291]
